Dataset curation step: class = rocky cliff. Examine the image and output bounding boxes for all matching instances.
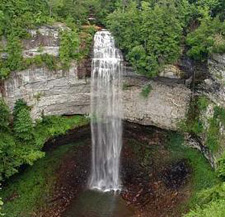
[188,53,225,166]
[0,25,192,131]
[1,64,191,131]
[3,24,225,166]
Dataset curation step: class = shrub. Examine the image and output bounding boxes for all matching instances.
[179,96,205,135]
[186,13,225,60]
[13,99,29,122]
[0,132,20,180]
[206,106,225,151]
[6,35,23,71]
[0,197,3,216]
[140,84,152,98]
[217,153,225,181]
[59,29,80,69]
[14,108,34,143]
[107,0,183,77]
[186,199,225,217]
[0,99,10,132]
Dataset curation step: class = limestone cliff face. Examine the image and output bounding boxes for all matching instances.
[189,53,225,166]
[206,54,225,107]
[1,63,90,120]
[0,24,191,131]
[1,64,191,131]
[122,76,191,130]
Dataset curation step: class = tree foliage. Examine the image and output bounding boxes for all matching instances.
[0,99,10,132]
[59,28,80,69]
[0,98,88,181]
[107,0,184,76]
[186,9,225,60]
[14,108,34,143]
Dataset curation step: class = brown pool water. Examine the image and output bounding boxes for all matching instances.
[62,190,135,217]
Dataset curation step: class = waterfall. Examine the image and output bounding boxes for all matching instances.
[89,30,123,192]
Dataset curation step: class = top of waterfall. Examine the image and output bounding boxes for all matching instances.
[93,30,123,61]
[94,30,115,49]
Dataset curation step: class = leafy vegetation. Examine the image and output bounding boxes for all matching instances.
[104,0,225,76]
[0,98,89,181]
[179,96,209,135]
[186,12,225,60]
[0,99,10,132]
[179,95,225,152]
[0,0,225,216]
[185,152,225,217]
[167,133,219,208]
[186,199,225,217]
[1,142,85,217]
[107,1,184,77]
[34,115,89,148]
[0,0,97,80]
[0,0,224,78]
[205,106,225,152]
[140,84,152,98]
[59,28,80,69]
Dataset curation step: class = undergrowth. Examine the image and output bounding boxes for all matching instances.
[166,133,219,209]
[140,84,152,98]
[1,142,83,217]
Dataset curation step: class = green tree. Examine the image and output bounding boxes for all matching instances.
[46,0,63,17]
[0,10,4,36]
[186,11,225,60]
[6,35,23,71]
[14,108,34,143]
[107,0,183,76]
[13,99,28,122]
[59,29,80,69]
[0,99,10,132]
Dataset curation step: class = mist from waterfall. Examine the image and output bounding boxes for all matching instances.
[89,30,123,192]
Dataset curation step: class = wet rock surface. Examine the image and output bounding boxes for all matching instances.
[36,123,192,217]
[161,160,190,190]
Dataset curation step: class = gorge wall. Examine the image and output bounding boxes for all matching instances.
[1,25,225,166]
[0,25,192,131]
[1,64,191,131]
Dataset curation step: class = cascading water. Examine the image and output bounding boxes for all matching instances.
[89,30,123,192]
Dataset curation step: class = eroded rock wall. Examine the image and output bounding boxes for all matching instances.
[123,76,191,131]
[0,24,192,131]
[1,62,90,119]
[188,53,225,166]
[1,65,191,131]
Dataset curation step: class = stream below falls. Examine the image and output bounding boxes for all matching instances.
[62,190,134,217]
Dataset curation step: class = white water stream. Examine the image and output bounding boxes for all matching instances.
[89,30,123,192]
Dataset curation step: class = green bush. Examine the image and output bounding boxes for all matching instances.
[141,84,152,98]
[34,115,89,148]
[217,153,225,180]
[6,35,23,71]
[206,106,225,151]
[186,199,225,217]
[0,195,3,216]
[179,96,206,135]
[13,99,29,122]
[186,12,225,60]
[197,96,209,111]
[107,0,183,77]
[0,99,10,132]
[14,108,34,143]
[0,132,19,180]
[59,29,80,69]
[0,98,88,181]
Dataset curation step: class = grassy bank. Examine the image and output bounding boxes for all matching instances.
[1,142,85,217]
[166,133,219,208]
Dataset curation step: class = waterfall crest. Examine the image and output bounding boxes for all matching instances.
[89,30,123,192]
